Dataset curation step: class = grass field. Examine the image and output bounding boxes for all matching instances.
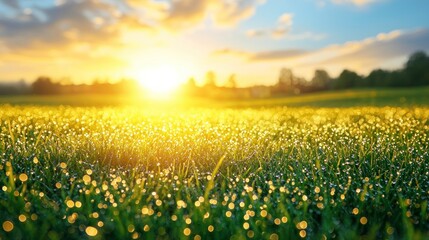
[1,86,429,108]
[1,89,429,239]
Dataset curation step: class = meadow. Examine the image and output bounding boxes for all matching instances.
[1,90,429,239]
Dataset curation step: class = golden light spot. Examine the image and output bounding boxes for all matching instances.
[185,218,192,224]
[128,224,135,233]
[85,226,98,236]
[92,212,99,218]
[33,157,39,164]
[19,173,28,182]
[247,230,255,238]
[270,233,279,240]
[406,211,412,217]
[243,222,250,230]
[386,226,394,235]
[183,228,191,236]
[97,221,104,227]
[2,221,14,232]
[55,182,62,189]
[239,202,245,208]
[194,235,202,240]
[156,200,162,206]
[208,225,214,232]
[314,186,321,193]
[228,202,235,210]
[144,225,150,232]
[171,215,178,221]
[83,175,91,184]
[297,221,307,229]
[299,230,306,238]
[281,216,288,223]
[225,211,232,218]
[142,207,149,215]
[360,217,368,225]
[74,201,82,208]
[352,208,359,215]
[274,218,281,225]
[132,232,139,239]
[60,162,67,169]
[18,214,27,222]
[260,210,268,218]
[302,195,308,201]
[66,200,75,208]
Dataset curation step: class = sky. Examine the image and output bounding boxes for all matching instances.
[1,0,429,87]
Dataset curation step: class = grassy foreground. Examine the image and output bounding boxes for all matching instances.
[0,106,429,239]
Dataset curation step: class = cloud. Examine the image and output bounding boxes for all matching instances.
[216,29,429,77]
[213,47,308,62]
[252,49,309,61]
[278,13,293,27]
[0,0,20,10]
[245,12,325,40]
[212,0,266,27]
[246,12,294,39]
[330,0,381,6]
[0,0,148,51]
[0,0,265,51]
[316,29,429,68]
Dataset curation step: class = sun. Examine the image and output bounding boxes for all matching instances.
[135,65,183,96]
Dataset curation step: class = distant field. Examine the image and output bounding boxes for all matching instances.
[0,105,428,239]
[0,86,428,108]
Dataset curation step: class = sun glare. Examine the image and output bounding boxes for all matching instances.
[136,65,183,96]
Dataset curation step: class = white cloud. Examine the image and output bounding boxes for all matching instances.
[278,13,293,27]
[331,0,380,6]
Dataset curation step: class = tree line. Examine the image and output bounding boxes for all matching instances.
[0,51,428,97]
[279,51,429,94]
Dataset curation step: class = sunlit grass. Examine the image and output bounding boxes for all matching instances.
[0,106,428,239]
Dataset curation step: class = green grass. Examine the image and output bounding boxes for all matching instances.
[0,106,428,239]
[1,86,428,108]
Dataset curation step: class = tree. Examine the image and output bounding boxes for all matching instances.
[186,77,197,88]
[405,51,429,86]
[333,70,363,89]
[32,76,59,94]
[311,69,331,89]
[278,68,294,87]
[204,71,217,88]
[225,74,237,88]
[366,69,390,87]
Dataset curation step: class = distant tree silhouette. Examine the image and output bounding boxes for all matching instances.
[32,76,59,94]
[226,74,237,88]
[333,70,363,89]
[404,51,429,86]
[365,69,390,87]
[278,68,294,87]
[311,69,331,89]
[187,77,197,88]
[204,71,217,88]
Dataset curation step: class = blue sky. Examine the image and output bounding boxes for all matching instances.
[1,0,429,87]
